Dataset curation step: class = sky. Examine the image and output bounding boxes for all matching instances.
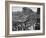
[12,7,37,13]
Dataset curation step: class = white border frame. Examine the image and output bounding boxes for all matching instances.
[9,4,43,34]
